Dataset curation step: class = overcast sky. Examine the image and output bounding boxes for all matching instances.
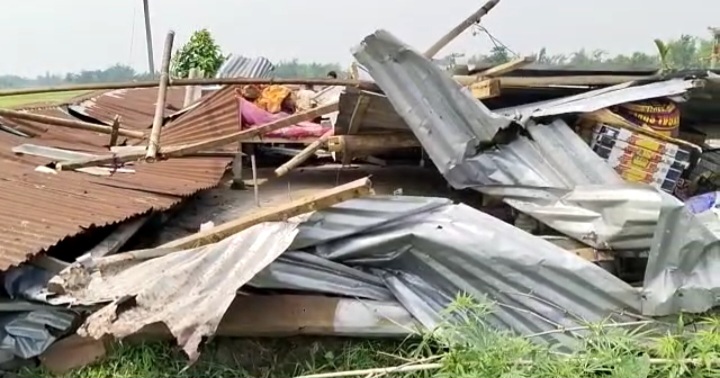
[2,0,718,77]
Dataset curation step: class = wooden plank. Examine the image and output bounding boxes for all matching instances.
[475,56,535,77]
[160,176,373,250]
[468,79,502,100]
[57,103,339,171]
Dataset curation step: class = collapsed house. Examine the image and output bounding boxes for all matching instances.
[1,8,720,376]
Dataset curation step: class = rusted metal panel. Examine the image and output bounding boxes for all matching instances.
[0,96,230,269]
[68,87,186,130]
[162,86,240,146]
[0,108,119,152]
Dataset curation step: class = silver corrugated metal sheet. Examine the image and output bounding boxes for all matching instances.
[352,29,683,251]
[216,55,274,79]
[284,196,641,349]
[0,301,75,361]
[499,79,703,119]
[352,30,515,169]
[52,219,303,361]
[50,195,642,352]
[642,192,720,316]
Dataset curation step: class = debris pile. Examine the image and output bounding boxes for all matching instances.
[1,0,720,375]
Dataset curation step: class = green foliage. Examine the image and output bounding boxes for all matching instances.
[171,29,227,79]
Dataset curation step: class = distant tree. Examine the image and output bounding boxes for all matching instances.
[171,29,227,79]
[486,46,510,65]
[272,59,343,78]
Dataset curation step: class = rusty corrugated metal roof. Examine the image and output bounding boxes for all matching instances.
[0,130,229,270]
[162,86,240,146]
[0,108,114,152]
[0,90,230,270]
[68,87,186,130]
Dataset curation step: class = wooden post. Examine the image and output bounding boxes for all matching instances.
[251,150,259,207]
[327,134,420,157]
[146,30,175,161]
[0,108,144,138]
[108,115,121,146]
[275,130,333,177]
[423,0,501,59]
[57,103,340,170]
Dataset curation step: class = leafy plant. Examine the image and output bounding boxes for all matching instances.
[171,29,227,78]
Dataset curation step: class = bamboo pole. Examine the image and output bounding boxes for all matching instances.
[0,108,145,138]
[56,102,339,170]
[0,78,375,97]
[275,130,333,177]
[87,177,375,262]
[423,0,502,58]
[146,31,175,161]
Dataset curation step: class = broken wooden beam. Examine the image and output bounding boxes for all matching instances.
[327,134,420,157]
[57,103,339,171]
[275,130,333,177]
[0,108,145,139]
[146,30,175,161]
[475,56,535,77]
[108,115,121,146]
[423,0,502,58]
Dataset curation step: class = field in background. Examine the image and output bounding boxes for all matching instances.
[0,90,91,108]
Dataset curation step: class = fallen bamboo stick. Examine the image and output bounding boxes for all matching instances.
[275,130,333,177]
[423,0,502,58]
[92,177,374,263]
[146,31,175,161]
[0,78,376,97]
[0,108,145,139]
[56,102,339,170]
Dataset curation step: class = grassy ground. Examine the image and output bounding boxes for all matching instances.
[16,296,720,378]
[19,338,417,378]
[0,90,91,108]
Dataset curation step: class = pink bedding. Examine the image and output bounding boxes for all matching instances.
[237,98,332,140]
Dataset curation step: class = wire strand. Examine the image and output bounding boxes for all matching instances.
[473,25,519,57]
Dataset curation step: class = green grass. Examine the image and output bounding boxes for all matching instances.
[18,295,720,378]
[0,90,91,108]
